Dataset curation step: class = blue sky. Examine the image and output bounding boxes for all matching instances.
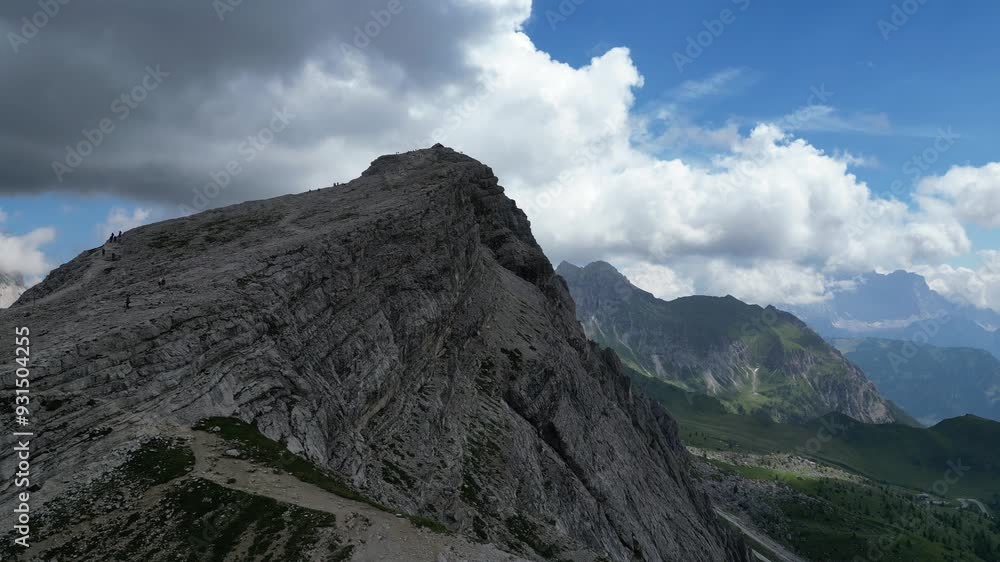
[525,0,1000,251]
[0,193,138,266]
[1,0,998,307]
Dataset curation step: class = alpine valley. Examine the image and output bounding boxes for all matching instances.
[558,260,1000,561]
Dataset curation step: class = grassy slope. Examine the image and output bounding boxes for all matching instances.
[586,290,875,422]
[632,370,1000,503]
[0,438,353,561]
[708,460,1000,561]
[194,417,449,534]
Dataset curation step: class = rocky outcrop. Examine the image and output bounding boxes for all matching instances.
[0,146,749,561]
[558,261,896,424]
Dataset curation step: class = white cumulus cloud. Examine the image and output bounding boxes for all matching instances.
[97,207,155,240]
[1,0,991,308]
[914,251,1000,311]
[0,227,56,278]
[918,162,1000,228]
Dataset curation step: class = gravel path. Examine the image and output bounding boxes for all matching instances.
[188,430,530,562]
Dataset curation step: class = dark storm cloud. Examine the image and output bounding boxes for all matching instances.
[0,0,503,204]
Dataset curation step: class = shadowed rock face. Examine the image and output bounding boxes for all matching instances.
[0,146,748,561]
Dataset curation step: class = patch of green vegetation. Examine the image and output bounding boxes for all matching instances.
[633,370,1000,501]
[34,437,194,536]
[194,417,452,536]
[408,514,450,534]
[18,483,342,562]
[281,510,332,560]
[716,458,1000,561]
[40,472,348,561]
[167,477,339,562]
[122,436,196,485]
[194,417,381,508]
[505,514,560,559]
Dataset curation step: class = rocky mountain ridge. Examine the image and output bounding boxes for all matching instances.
[836,338,1000,426]
[0,146,748,561]
[557,261,897,424]
[779,270,1000,360]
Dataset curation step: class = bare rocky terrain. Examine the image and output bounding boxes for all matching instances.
[0,146,749,561]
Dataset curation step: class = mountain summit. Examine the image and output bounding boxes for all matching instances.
[557,261,898,424]
[1,146,747,561]
[780,271,1000,358]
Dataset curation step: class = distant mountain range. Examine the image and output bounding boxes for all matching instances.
[557,261,900,424]
[0,272,25,308]
[779,270,1000,359]
[836,338,1000,426]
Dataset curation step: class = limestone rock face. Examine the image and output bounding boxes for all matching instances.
[1,146,748,561]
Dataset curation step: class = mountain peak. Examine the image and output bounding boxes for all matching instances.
[582,260,629,280]
[555,260,580,273]
[562,264,897,424]
[881,269,932,290]
[858,269,932,291]
[360,144,477,178]
[1,150,747,561]
[557,260,629,282]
